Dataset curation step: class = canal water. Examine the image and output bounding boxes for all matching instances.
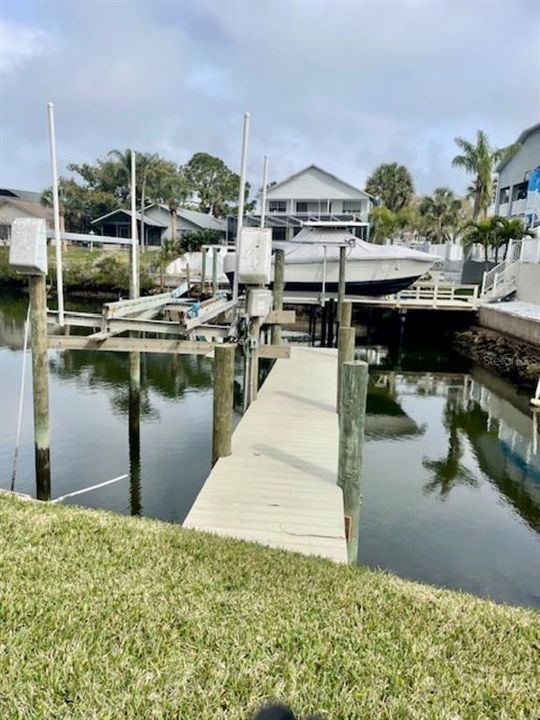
[1,291,539,609]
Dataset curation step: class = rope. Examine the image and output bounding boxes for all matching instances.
[10,301,31,491]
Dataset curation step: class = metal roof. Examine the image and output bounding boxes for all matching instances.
[91,209,168,227]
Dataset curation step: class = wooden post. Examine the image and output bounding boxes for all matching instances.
[201,247,207,294]
[340,300,352,328]
[212,344,235,465]
[337,245,346,328]
[338,360,368,564]
[272,248,285,345]
[29,274,51,500]
[337,326,355,411]
[250,317,261,401]
[212,247,218,296]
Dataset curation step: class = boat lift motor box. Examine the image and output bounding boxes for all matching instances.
[238,227,272,285]
[247,288,273,317]
[9,218,48,275]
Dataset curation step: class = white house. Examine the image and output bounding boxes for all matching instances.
[248,164,373,241]
[494,123,540,228]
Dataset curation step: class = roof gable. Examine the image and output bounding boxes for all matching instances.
[496,122,540,173]
[266,164,372,200]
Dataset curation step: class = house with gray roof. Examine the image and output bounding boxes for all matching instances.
[92,204,227,246]
[0,188,53,244]
[494,123,540,228]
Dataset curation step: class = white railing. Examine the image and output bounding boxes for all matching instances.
[396,281,479,306]
[481,260,518,299]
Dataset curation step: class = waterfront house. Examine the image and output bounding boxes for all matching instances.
[91,204,227,246]
[494,123,540,228]
[243,164,373,242]
[0,188,53,245]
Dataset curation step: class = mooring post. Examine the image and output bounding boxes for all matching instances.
[340,300,352,328]
[272,248,285,345]
[213,344,235,465]
[337,245,346,329]
[29,274,51,500]
[337,326,356,411]
[212,247,218,296]
[201,247,207,294]
[338,360,368,564]
[250,317,261,401]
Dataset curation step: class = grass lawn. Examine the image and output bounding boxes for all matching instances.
[0,496,538,719]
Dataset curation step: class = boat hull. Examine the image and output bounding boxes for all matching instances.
[225,273,422,296]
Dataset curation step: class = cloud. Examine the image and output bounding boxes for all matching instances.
[0,0,538,196]
[0,19,54,75]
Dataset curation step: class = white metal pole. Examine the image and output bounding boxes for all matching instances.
[130,150,139,299]
[233,112,250,302]
[260,154,268,228]
[47,102,64,325]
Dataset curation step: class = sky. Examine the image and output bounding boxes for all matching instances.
[0,0,539,199]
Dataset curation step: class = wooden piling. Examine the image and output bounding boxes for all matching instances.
[29,274,51,500]
[201,248,207,294]
[337,245,346,325]
[250,317,261,401]
[272,249,284,345]
[212,344,235,465]
[340,300,352,328]
[338,360,368,564]
[212,248,218,296]
[337,326,355,411]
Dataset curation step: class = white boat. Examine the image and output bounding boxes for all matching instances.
[224,225,438,296]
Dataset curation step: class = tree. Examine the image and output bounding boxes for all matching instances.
[41,178,117,233]
[462,216,504,262]
[493,217,530,261]
[182,152,251,217]
[365,162,414,212]
[418,187,463,243]
[452,130,520,220]
[369,205,397,244]
[180,229,221,253]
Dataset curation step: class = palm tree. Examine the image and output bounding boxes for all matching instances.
[418,187,463,243]
[495,217,530,261]
[365,162,414,212]
[462,216,504,262]
[452,130,520,220]
[368,205,397,244]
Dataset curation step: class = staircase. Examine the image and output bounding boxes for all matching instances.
[481,261,518,301]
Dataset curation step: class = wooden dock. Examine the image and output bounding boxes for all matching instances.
[183,347,347,562]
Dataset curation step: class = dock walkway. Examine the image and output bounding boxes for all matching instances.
[184,347,347,562]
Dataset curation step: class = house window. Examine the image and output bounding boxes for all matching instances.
[342,201,363,213]
[512,182,528,201]
[499,187,510,205]
[0,224,11,244]
[269,200,286,213]
[296,202,308,213]
[272,227,287,241]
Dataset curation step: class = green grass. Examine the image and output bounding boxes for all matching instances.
[0,496,538,719]
[0,247,157,294]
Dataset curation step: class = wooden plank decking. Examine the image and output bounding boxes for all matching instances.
[183,347,347,562]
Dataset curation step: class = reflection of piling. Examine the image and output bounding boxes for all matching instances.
[338,360,368,564]
[272,249,284,345]
[29,274,51,500]
[212,344,235,465]
[128,364,141,516]
[337,326,356,411]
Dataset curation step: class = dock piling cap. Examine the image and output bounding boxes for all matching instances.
[9,218,48,275]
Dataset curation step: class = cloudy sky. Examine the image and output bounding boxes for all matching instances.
[1,0,539,198]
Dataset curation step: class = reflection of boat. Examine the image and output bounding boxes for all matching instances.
[224,226,436,296]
